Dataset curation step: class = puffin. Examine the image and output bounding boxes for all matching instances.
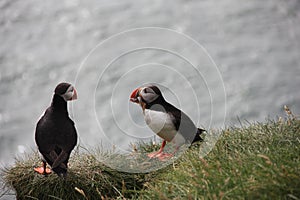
[130,85,205,160]
[34,82,78,177]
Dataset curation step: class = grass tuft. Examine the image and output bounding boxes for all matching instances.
[1,150,152,199]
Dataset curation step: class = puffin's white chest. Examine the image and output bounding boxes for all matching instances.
[144,109,177,142]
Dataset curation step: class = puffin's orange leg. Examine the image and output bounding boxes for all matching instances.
[34,161,51,175]
[148,140,167,158]
[148,141,180,161]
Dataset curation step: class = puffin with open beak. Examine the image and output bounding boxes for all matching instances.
[34,82,78,177]
[130,85,204,160]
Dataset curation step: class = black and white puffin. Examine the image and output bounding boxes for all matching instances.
[130,85,204,160]
[34,82,78,177]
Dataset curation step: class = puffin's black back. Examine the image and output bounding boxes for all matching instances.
[35,87,77,176]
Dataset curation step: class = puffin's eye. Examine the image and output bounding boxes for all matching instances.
[68,86,74,93]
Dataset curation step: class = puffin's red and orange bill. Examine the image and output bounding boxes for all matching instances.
[130,88,140,102]
[34,167,52,174]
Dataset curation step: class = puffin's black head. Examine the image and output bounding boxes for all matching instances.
[54,82,77,102]
[130,85,164,105]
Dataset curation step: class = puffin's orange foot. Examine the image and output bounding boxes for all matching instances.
[147,151,173,161]
[34,166,52,175]
[147,151,160,158]
[157,153,173,161]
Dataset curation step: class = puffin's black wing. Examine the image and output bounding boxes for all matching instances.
[51,117,77,171]
[164,102,203,143]
[35,109,57,163]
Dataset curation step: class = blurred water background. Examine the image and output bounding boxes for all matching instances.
[0,0,300,178]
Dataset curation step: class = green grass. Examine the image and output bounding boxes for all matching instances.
[140,118,300,199]
[1,114,300,199]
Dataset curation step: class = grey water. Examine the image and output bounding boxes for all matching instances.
[0,0,300,196]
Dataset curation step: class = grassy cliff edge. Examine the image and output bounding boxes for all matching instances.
[1,116,300,199]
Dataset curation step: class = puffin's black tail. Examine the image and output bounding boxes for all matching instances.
[192,128,205,143]
[52,166,67,178]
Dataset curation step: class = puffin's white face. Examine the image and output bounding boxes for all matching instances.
[61,85,77,102]
[139,87,159,104]
[130,86,159,104]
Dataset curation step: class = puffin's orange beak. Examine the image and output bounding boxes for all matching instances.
[71,88,78,100]
[130,88,140,103]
